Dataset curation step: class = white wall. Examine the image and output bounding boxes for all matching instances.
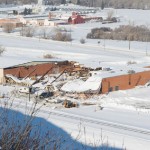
[44,19,56,26]
[38,0,45,5]
[0,69,4,84]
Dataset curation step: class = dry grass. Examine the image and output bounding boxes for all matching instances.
[87,25,150,42]
[43,54,55,59]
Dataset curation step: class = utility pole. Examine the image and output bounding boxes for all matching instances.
[146,33,148,56]
[104,38,105,50]
[70,24,72,45]
[128,34,131,50]
[129,39,131,50]
[145,25,149,56]
[28,86,32,101]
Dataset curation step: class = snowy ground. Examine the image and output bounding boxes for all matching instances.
[0,7,150,149]
[1,84,150,150]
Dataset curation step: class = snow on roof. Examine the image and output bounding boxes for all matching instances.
[61,64,150,93]
[61,77,102,93]
[0,56,66,69]
[77,76,102,93]
[0,5,32,12]
[90,65,150,79]
[47,19,67,23]
[58,4,97,10]
[0,56,32,69]
[61,79,84,92]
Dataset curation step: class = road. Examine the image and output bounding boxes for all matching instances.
[0,33,144,63]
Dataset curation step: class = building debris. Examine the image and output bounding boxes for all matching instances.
[2,59,150,109]
[62,100,79,108]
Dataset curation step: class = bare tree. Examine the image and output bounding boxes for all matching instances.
[0,45,6,56]
[52,29,72,42]
[3,23,15,33]
[40,27,51,39]
[20,26,35,37]
[43,54,55,59]
[87,25,150,42]
[107,10,114,21]
[41,28,47,39]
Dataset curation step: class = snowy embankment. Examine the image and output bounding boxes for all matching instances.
[0,85,150,150]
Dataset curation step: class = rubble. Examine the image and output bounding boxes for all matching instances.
[4,61,103,108]
[62,100,79,108]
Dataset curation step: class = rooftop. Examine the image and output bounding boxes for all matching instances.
[90,65,150,79]
[0,57,67,69]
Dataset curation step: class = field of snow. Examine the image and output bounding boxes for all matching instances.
[0,6,150,149]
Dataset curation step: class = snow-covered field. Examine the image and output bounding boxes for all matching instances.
[0,6,150,149]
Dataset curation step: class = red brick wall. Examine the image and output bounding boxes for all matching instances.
[73,16,85,24]
[101,70,150,94]
[4,62,73,78]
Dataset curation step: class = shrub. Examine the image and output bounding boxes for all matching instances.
[80,38,86,44]
[87,25,150,42]
[20,26,35,37]
[127,61,137,65]
[43,54,55,59]
[3,23,15,33]
[52,31,72,42]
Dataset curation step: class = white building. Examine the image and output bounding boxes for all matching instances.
[38,0,45,5]
[44,19,67,26]
[38,0,51,5]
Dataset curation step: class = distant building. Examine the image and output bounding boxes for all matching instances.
[68,12,85,24]
[38,0,51,5]
[44,19,67,26]
[0,60,82,84]
[0,19,23,28]
[38,0,45,5]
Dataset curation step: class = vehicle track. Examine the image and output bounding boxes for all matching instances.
[40,109,150,136]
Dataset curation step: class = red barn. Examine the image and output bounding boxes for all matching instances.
[68,12,85,24]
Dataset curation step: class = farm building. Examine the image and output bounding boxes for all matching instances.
[44,19,67,26]
[26,19,45,26]
[0,60,84,84]
[84,16,103,22]
[0,19,23,28]
[68,12,85,24]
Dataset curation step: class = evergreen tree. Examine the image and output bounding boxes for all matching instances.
[61,0,66,4]
[101,0,105,10]
[24,8,28,15]
[76,0,80,5]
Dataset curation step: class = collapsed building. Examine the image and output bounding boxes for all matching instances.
[0,60,88,85]
[1,60,150,95]
[61,66,150,94]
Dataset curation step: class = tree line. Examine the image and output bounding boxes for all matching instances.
[87,25,150,42]
[1,0,150,10]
